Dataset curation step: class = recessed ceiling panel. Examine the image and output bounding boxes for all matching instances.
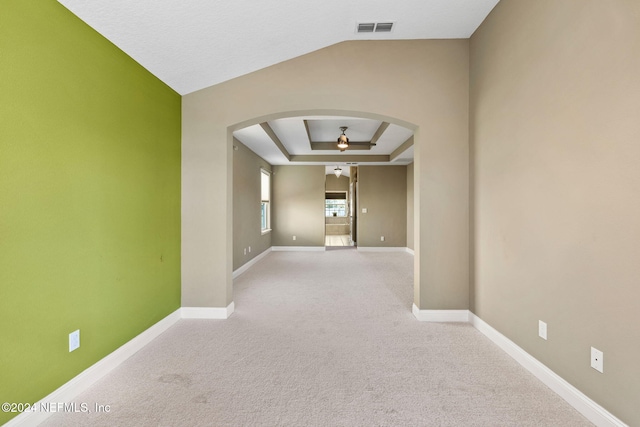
[391,145,414,164]
[307,118,382,142]
[233,125,289,165]
[235,115,414,165]
[375,124,414,152]
[268,118,310,155]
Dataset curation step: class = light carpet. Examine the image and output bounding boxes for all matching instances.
[42,250,592,426]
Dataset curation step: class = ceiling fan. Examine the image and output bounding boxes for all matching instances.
[337,126,376,152]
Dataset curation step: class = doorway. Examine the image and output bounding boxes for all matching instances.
[325,166,356,248]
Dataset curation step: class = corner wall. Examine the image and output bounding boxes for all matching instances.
[272,166,325,247]
[470,0,640,424]
[407,162,415,250]
[325,174,349,192]
[233,140,272,270]
[0,1,181,424]
[358,166,407,247]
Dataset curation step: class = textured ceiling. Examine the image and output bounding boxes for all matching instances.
[56,0,499,95]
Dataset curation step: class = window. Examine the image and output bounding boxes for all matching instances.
[261,169,270,232]
[325,192,347,217]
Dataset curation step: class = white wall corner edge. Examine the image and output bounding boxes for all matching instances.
[3,309,183,427]
[411,304,470,322]
[469,313,628,427]
[181,302,235,319]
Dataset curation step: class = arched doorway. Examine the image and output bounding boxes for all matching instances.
[228,109,417,304]
[181,40,470,317]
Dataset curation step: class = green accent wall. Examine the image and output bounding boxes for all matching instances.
[0,1,181,423]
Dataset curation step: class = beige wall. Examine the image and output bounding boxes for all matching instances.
[325,174,349,192]
[182,39,469,311]
[232,139,272,270]
[182,101,233,308]
[407,162,414,250]
[470,0,640,424]
[358,166,407,247]
[272,166,325,246]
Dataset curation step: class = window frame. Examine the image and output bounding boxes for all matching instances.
[260,169,271,234]
[325,191,348,217]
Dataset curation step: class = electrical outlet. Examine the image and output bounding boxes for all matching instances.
[362,208,367,213]
[591,347,604,373]
[248,246,251,253]
[292,235,296,241]
[538,320,547,340]
[69,330,80,352]
[380,236,385,242]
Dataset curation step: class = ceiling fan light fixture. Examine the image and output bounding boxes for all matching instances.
[334,166,342,178]
[337,126,349,151]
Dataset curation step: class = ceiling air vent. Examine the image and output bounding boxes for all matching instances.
[356,22,394,33]
[375,22,393,32]
[357,23,375,33]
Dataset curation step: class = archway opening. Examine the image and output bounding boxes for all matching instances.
[229,109,418,309]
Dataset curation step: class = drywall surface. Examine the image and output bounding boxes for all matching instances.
[470,0,640,424]
[272,166,325,246]
[358,166,407,247]
[0,1,181,424]
[182,39,469,310]
[407,162,415,250]
[233,140,272,270]
[325,174,349,192]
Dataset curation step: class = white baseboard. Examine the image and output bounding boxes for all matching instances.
[357,247,409,252]
[181,302,234,319]
[4,309,182,427]
[470,313,627,427]
[409,307,627,425]
[412,304,470,322]
[406,247,415,255]
[5,298,624,427]
[271,246,325,251]
[233,248,271,279]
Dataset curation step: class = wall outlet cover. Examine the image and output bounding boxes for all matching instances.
[292,235,296,241]
[591,347,604,373]
[69,330,80,352]
[538,320,547,340]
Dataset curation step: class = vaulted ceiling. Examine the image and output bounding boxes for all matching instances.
[56,0,499,167]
